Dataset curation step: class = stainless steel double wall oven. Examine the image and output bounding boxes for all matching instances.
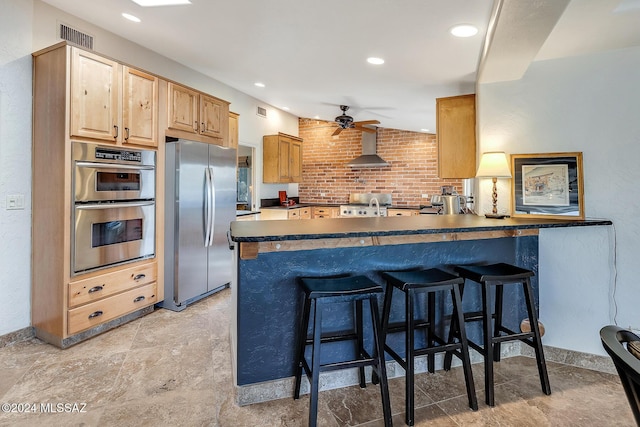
[72,142,156,274]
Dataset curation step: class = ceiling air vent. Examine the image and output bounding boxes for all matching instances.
[256,106,267,118]
[59,23,94,50]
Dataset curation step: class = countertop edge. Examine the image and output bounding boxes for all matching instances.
[230,217,612,242]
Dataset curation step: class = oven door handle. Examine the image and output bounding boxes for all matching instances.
[75,201,155,210]
[204,167,213,247]
[75,161,155,171]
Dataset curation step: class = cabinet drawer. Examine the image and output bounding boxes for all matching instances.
[68,262,157,308]
[68,282,157,335]
[299,208,311,219]
[287,209,300,219]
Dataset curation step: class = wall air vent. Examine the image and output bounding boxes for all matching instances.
[256,106,267,118]
[59,23,94,50]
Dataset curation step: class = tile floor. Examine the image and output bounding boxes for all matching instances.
[0,288,635,426]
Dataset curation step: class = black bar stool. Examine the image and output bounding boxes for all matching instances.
[293,275,392,427]
[376,268,477,426]
[444,262,551,406]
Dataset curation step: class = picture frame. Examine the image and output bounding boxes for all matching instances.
[511,152,584,220]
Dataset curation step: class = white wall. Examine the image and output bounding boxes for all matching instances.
[0,0,299,336]
[477,46,640,355]
[0,0,34,336]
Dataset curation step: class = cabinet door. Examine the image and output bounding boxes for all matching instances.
[168,82,198,133]
[228,112,239,149]
[289,139,302,182]
[278,138,291,181]
[200,94,225,139]
[122,67,158,147]
[436,94,476,178]
[70,48,119,142]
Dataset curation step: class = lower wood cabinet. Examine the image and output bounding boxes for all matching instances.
[312,206,340,218]
[66,261,158,336]
[387,208,420,217]
[68,282,158,335]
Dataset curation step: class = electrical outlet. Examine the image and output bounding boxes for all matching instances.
[421,194,429,199]
[6,194,25,210]
[320,193,326,197]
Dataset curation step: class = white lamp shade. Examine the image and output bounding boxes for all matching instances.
[476,151,512,178]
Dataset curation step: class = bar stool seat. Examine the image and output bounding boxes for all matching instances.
[377,268,477,426]
[444,262,551,407]
[293,275,392,427]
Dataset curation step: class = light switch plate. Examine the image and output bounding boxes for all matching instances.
[6,194,25,210]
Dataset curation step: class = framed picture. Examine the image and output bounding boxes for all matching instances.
[511,152,584,220]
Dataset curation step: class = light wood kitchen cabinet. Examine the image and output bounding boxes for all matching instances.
[436,94,476,178]
[387,208,421,216]
[168,82,229,144]
[263,133,303,183]
[312,206,340,218]
[228,111,239,149]
[122,66,158,147]
[70,47,158,147]
[286,207,311,219]
[31,42,163,348]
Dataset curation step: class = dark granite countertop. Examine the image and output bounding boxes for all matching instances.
[230,215,612,242]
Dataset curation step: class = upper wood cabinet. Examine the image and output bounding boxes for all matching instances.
[436,94,476,178]
[168,82,229,144]
[263,133,303,183]
[228,112,239,149]
[122,66,158,147]
[70,48,158,147]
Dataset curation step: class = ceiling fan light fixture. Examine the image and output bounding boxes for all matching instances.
[367,57,385,65]
[450,24,478,38]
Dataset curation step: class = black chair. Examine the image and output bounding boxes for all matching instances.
[600,325,640,425]
[293,275,392,427]
[376,268,477,426]
[444,262,551,406]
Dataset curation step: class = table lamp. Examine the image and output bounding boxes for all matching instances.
[476,151,512,218]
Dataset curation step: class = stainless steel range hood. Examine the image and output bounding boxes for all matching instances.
[346,131,389,168]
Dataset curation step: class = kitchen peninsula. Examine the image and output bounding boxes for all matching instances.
[228,215,611,405]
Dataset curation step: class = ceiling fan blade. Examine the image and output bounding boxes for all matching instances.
[332,127,343,136]
[353,126,376,133]
[353,120,380,126]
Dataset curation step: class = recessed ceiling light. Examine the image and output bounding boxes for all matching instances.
[131,0,191,6]
[314,115,320,119]
[254,82,265,88]
[281,107,290,111]
[421,128,431,133]
[122,13,141,22]
[450,24,478,38]
[367,57,385,65]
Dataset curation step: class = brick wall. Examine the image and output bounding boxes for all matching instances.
[298,118,464,207]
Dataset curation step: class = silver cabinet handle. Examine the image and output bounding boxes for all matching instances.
[124,127,130,141]
[133,296,145,303]
[88,285,104,293]
[113,125,119,139]
[88,310,103,319]
[133,274,146,281]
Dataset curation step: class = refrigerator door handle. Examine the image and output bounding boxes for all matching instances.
[208,166,216,247]
[204,167,213,247]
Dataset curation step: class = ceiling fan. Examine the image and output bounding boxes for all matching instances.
[332,105,380,136]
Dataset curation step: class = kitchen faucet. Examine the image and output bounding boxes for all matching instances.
[369,197,380,216]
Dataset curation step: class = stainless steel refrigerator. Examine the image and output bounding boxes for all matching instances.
[160,138,236,311]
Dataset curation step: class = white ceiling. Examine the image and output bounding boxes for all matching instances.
[42,0,640,133]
